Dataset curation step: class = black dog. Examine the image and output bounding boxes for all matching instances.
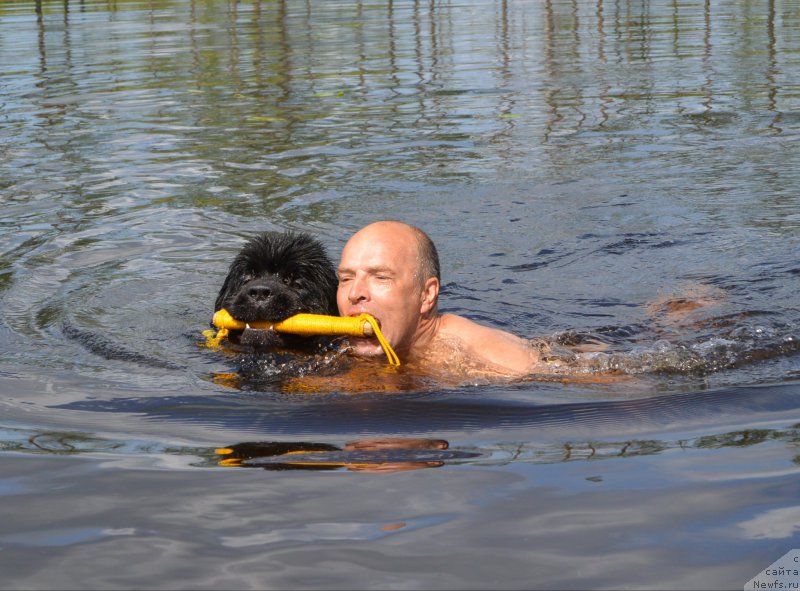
[214,231,338,349]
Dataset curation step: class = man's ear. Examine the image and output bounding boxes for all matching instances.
[419,277,439,314]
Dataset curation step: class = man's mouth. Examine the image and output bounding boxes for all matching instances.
[349,312,381,325]
[347,313,383,339]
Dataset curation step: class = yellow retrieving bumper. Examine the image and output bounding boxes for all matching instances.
[208,308,400,366]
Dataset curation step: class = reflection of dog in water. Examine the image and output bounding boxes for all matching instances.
[216,438,461,473]
[214,231,338,350]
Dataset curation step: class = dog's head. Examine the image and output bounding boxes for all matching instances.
[214,232,338,347]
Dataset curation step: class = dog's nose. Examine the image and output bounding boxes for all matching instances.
[247,285,272,301]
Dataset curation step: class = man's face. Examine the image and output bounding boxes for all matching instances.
[337,224,425,357]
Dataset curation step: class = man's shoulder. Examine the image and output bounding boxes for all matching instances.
[438,313,479,337]
[435,313,538,376]
[439,313,524,344]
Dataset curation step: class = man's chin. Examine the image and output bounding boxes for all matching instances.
[348,337,386,358]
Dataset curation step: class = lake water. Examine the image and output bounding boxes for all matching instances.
[1,0,800,588]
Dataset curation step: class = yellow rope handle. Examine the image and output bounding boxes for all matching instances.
[358,314,401,366]
[209,309,400,366]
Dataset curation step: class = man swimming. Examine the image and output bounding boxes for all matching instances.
[337,220,551,379]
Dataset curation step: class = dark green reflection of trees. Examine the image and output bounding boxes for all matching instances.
[12,0,800,225]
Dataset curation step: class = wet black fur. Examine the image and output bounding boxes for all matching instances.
[214,232,338,348]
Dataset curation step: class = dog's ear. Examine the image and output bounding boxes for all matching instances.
[214,257,245,311]
[320,263,339,315]
[289,233,339,315]
[214,280,230,311]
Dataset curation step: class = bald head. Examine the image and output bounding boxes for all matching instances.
[348,221,439,288]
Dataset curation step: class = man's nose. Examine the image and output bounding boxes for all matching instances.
[348,274,368,303]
